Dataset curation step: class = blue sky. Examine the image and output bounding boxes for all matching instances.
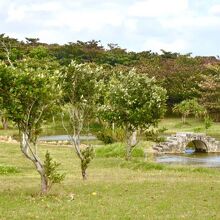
[1,0,220,56]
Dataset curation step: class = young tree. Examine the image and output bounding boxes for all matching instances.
[61,61,102,180]
[173,99,206,123]
[0,58,62,193]
[204,115,213,133]
[98,69,167,160]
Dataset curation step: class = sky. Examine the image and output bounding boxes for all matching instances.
[1,0,220,56]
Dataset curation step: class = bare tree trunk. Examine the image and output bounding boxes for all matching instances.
[182,115,186,124]
[1,116,8,129]
[34,159,48,193]
[125,130,137,161]
[20,132,48,194]
[52,116,55,126]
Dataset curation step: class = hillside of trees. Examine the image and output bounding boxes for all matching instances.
[0,33,220,121]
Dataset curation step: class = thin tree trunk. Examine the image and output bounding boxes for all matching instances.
[125,130,137,161]
[182,115,186,124]
[1,117,8,129]
[20,132,48,194]
[39,168,48,193]
[34,159,48,193]
[112,122,115,132]
[52,116,55,126]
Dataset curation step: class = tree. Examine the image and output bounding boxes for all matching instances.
[161,55,203,109]
[173,99,206,123]
[0,33,25,65]
[98,69,167,160]
[0,34,27,129]
[44,151,65,191]
[0,57,62,193]
[199,64,220,121]
[61,61,102,180]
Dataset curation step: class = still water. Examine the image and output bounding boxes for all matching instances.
[156,151,220,167]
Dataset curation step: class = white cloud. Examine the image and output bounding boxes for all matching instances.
[5,1,125,33]
[124,19,138,33]
[44,9,124,32]
[6,2,62,22]
[209,4,220,15]
[128,0,188,17]
[36,29,67,44]
[160,14,220,30]
[1,0,220,55]
[144,38,188,53]
[6,4,27,22]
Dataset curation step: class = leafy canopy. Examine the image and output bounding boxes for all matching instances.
[173,99,206,119]
[0,57,61,139]
[98,69,167,131]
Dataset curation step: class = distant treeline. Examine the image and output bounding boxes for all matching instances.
[0,34,219,121]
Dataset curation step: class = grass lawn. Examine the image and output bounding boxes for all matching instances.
[1,142,220,219]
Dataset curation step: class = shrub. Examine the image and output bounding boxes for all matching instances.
[96,129,115,144]
[145,127,167,143]
[44,151,65,190]
[96,128,125,144]
[80,145,95,180]
[95,143,144,158]
[0,165,19,175]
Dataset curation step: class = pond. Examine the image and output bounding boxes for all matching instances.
[156,151,220,167]
[39,135,96,141]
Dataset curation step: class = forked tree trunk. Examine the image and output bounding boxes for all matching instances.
[21,132,48,194]
[125,130,137,161]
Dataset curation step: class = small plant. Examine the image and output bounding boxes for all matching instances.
[145,127,167,143]
[193,127,203,132]
[44,151,65,191]
[80,145,95,180]
[204,115,213,133]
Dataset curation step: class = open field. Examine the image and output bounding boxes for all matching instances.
[1,142,220,219]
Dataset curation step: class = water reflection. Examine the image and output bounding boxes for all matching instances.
[156,152,220,167]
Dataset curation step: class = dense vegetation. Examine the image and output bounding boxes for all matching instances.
[0,33,220,219]
[0,34,219,120]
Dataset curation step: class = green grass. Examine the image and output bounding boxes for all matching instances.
[95,143,145,158]
[0,165,19,175]
[1,142,220,219]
